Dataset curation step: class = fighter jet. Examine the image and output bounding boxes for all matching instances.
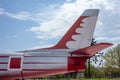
[0,9,113,80]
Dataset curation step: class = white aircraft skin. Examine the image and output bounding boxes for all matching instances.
[0,9,113,80]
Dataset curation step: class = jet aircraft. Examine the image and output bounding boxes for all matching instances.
[0,9,113,80]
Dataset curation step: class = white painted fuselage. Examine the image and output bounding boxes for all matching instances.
[0,49,87,79]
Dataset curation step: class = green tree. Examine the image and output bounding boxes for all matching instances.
[103,45,120,77]
[84,64,96,78]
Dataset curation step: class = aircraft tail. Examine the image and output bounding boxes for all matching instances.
[51,9,99,50]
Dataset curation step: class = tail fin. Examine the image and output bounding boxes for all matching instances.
[51,9,99,50]
[71,43,113,56]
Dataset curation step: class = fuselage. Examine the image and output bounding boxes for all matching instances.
[0,49,88,80]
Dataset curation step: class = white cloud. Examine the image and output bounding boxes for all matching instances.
[30,0,119,42]
[0,8,5,14]
[96,36,120,44]
[94,20,105,36]
[92,0,115,11]
[4,11,34,20]
[0,8,35,21]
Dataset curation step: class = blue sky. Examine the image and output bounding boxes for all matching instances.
[0,0,119,52]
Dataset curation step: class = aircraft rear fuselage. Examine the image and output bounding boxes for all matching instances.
[0,50,87,79]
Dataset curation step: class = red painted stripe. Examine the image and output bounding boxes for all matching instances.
[23,62,65,64]
[23,69,66,71]
[0,62,8,64]
[0,69,7,71]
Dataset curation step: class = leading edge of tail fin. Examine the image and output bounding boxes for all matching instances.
[71,43,113,56]
[51,9,99,50]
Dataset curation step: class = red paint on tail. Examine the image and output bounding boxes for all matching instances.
[51,16,88,49]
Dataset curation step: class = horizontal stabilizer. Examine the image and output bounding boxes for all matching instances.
[71,43,113,56]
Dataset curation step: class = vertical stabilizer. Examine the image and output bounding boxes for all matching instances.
[50,9,99,50]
